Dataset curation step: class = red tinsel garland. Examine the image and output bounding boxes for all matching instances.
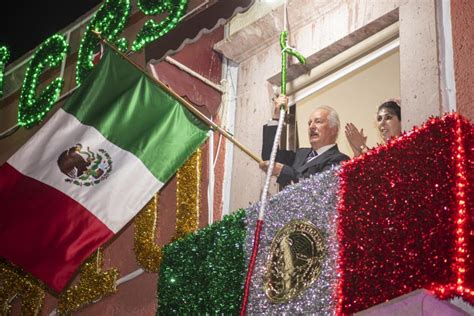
[466,123,474,293]
[336,114,473,314]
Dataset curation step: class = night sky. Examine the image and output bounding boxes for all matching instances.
[1,0,102,64]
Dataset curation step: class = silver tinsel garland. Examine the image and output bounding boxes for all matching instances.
[244,168,340,315]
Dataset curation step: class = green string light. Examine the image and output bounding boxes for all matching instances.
[137,0,172,15]
[115,38,129,53]
[0,45,10,98]
[76,0,131,85]
[18,34,69,128]
[132,0,188,52]
[10,0,187,129]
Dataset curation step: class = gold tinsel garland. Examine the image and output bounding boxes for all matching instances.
[133,149,202,272]
[57,248,118,314]
[175,149,202,239]
[133,194,163,272]
[0,262,45,315]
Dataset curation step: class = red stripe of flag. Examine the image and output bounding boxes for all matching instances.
[0,163,114,292]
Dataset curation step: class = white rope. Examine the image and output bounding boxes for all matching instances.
[280,45,296,54]
[208,127,215,225]
[258,108,286,220]
[258,0,288,219]
[116,268,144,285]
[48,268,146,315]
[0,123,19,139]
[213,133,223,169]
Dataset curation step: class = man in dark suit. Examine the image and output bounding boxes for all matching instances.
[260,96,350,187]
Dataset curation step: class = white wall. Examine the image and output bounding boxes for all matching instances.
[296,49,400,157]
[216,0,444,211]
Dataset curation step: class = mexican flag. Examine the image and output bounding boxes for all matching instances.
[0,48,209,292]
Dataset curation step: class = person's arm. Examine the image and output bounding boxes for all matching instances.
[260,95,296,186]
[261,94,294,164]
[260,125,296,183]
[262,95,289,159]
[259,157,299,186]
[277,164,300,186]
[344,123,368,157]
[262,124,295,164]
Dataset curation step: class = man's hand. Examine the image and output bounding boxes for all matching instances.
[259,161,283,177]
[272,95,288,120]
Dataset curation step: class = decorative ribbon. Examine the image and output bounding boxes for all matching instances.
[240,3,306,313]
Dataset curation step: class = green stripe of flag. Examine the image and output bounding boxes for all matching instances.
[62,48,209,182]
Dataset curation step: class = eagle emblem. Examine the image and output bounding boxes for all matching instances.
[57,143,112,186]
[264,220,326,303]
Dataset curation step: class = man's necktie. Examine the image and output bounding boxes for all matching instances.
[304,150,318,164]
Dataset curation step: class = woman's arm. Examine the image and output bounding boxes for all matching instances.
[345,123,368,157]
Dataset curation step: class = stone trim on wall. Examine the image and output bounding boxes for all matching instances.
[214,0,446,211]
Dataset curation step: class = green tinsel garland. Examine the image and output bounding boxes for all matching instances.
[158,209,247,315]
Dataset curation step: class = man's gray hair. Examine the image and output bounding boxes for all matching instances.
[315,105,340,136]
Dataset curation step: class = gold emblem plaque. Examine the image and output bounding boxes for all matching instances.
[264,220,326,303]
